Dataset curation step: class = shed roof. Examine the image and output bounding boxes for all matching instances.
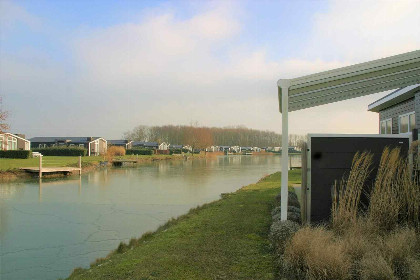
[132,141,158,147]
[29,137,102,143]
[108,140,131,145]
[170,144,183,149]
[368,84,420,112]
[0,132,30,142]
[278,50,420,112]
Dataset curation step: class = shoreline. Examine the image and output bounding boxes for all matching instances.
[66,170,301,280]
[0,154,206,183]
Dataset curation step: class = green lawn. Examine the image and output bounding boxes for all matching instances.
[0,156,103,171]
[67,169,301,280]
[0,155,180,171]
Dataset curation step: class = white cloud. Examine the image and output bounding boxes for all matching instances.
[307,0,420,61]
[2,0,419,138]
[0,0,41,32]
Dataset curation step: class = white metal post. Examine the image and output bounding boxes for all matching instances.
[279,80,291,221]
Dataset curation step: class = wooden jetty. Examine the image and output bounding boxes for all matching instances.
[112,159,139,167]
[20,167,81,175]
[20,156,82,178]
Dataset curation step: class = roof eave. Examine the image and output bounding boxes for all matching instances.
[368,84,420,112]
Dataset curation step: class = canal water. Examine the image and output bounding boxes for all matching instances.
[0,155,300,280]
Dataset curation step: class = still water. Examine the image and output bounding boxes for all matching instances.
[0,155,299,280]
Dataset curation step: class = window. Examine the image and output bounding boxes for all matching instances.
[0,135,3,150]
[7,137,17,150]
[380,119,392,134]
[410,113,416,131]
[399,112,415,133]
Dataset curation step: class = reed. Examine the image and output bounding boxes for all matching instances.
[368,147,420,231]
[332,151,373,232]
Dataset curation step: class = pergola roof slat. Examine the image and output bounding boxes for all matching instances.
[278,50,420,112]
[289,67,420,111]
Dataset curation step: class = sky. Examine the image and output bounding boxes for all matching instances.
[1,0,420,139]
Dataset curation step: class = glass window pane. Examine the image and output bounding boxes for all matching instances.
[380,121,386,134]
[386,120,392,134]
[409,113,415,131]
[400,115,409,133]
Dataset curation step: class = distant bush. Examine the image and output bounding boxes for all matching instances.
[32,147,86,156]
[169,149,182,155]
[107,146,126,157]
[126,148,153,155]
[0,150,32,159]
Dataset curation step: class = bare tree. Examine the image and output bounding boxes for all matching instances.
[0,97,9,133]
[183,125,213,155]
[123,124,303,148]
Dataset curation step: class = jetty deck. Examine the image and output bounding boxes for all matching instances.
[20,167,81,174]
[112,159,139,166]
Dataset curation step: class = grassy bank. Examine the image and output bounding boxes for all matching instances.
[0,154,208,172]
[67,170,301,280]
[0,156,103,171]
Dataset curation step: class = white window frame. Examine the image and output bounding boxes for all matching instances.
[398,111,415,134]
[380,118,392,134]
[7,136,17,150]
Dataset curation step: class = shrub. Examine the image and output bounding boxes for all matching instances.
[271,206,300,216]
[169,149,182,155]
[126,148,153,155]
[408,258,420,280]
[359,251,395,280]
[275,191,300,208]
[269,220,300,254]
[284,227,351,280]
[272,206,301,223]
[32,147,86,156]
[383,228,418,279]
[106,146,125,159]
[0,150,32,159]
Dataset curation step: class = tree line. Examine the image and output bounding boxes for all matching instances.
[123,125,306,148]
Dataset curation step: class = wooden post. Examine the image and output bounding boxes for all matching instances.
[78,156,82,175]
[39,155,42,178]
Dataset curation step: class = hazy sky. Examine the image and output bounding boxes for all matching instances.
[1,0,420,139]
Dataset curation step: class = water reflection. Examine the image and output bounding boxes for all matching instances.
[0,155,299,280]
[37,177,83,202]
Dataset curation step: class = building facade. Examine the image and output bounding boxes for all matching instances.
[0,133,30,151]
[368,84,420,134]
[29,137,107,156]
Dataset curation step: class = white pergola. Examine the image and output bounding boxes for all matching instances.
[277,49,420,221]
